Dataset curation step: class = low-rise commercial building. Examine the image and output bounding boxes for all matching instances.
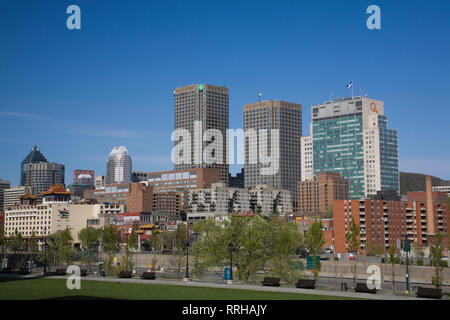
[432,186,450,198]
[4,185,123,245]
[139,168,220,193]
[84,182,153,212]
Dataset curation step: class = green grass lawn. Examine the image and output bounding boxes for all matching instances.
[0,277,357,300]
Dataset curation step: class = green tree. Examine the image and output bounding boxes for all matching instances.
[0,227,6,261]
[78,227,100,272]
[121,228,138,272]
[430,232,445,289]
[191,215,306,283]
[52,228,74,266]
[324,204,333,219]
[345,217,360,287]
[9,229,24,255]
[268,220,304,283]
[389,245,397,293]
[101,226,120,276]
[305,221,325,281]
[27,231,38,269]
[412,242,425,265]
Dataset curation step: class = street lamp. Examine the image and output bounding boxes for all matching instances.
[228,242,234,283]
[184,241,190,281]
[401,234,411,295]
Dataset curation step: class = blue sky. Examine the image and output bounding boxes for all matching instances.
[1,0,449,186]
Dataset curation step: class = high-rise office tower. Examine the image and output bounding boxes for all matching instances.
[20,146,47,185]
[106,146,132,184]
[23,162,65,195]
[311,96,399,199]
[244,100,302,208]
[173,84,229,185]
[0,179,11,211]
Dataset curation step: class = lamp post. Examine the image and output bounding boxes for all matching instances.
[227,242,234,284]
[183,241,190,281]
[401,234,411,295]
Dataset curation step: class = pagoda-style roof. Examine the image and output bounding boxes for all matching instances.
[19,192,39,200]
[41,184,72,195]
[139,224,159,229]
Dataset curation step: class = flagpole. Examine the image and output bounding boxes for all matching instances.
[352,81,354,98]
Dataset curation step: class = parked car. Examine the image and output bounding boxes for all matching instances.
[325,247,333,254]
[348,253,357,261]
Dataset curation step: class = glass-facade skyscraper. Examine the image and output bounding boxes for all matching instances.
[106,146,132,184]
[20,146,47,185]
[311,97,399,199]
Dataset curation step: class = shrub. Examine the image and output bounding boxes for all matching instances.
[416,260,424,266]
[333,256,339,262]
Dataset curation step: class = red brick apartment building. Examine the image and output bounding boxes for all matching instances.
[333,199,449,254]
[297,172,349,215]
[84,182,184,215]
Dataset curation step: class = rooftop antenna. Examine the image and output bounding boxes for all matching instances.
[258,92,262,102]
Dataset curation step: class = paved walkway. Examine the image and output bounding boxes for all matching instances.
[3,273,431,300]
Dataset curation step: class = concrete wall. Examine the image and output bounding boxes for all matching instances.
[104,253,449,285]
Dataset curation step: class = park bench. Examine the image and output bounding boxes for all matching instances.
[416,287,441,299]
[355,282,376,294]
[141,272,156,280]
[295,279,316,289]
[55,269,67,275]
[0,267,11,273]
[261,277,280,287]
[118,271,133,278]
[19,268,30,274]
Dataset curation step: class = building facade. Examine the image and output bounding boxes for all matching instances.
[311,96,399,199]
[244,100,302,208]
[95,175,106,189]
[106,146,132,184]
[139,168,220,193]
[84,182,153,213]
[187,183,293,220]
[3,186,34,209]
[4,186,123,244]
[73,169,95,186]
[173,84,229,185]
[297,172,349,215]
[229,168,245,189]
[249,184,293,216]
[20,146,47,185]
[300,134,314,182]
[432,186,450,198]
[0,179,11,211]
[333,199,449,254]
[23,162,65,196]
[188,183,251,220]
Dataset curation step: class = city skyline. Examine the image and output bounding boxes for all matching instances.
[1,0,450,186]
